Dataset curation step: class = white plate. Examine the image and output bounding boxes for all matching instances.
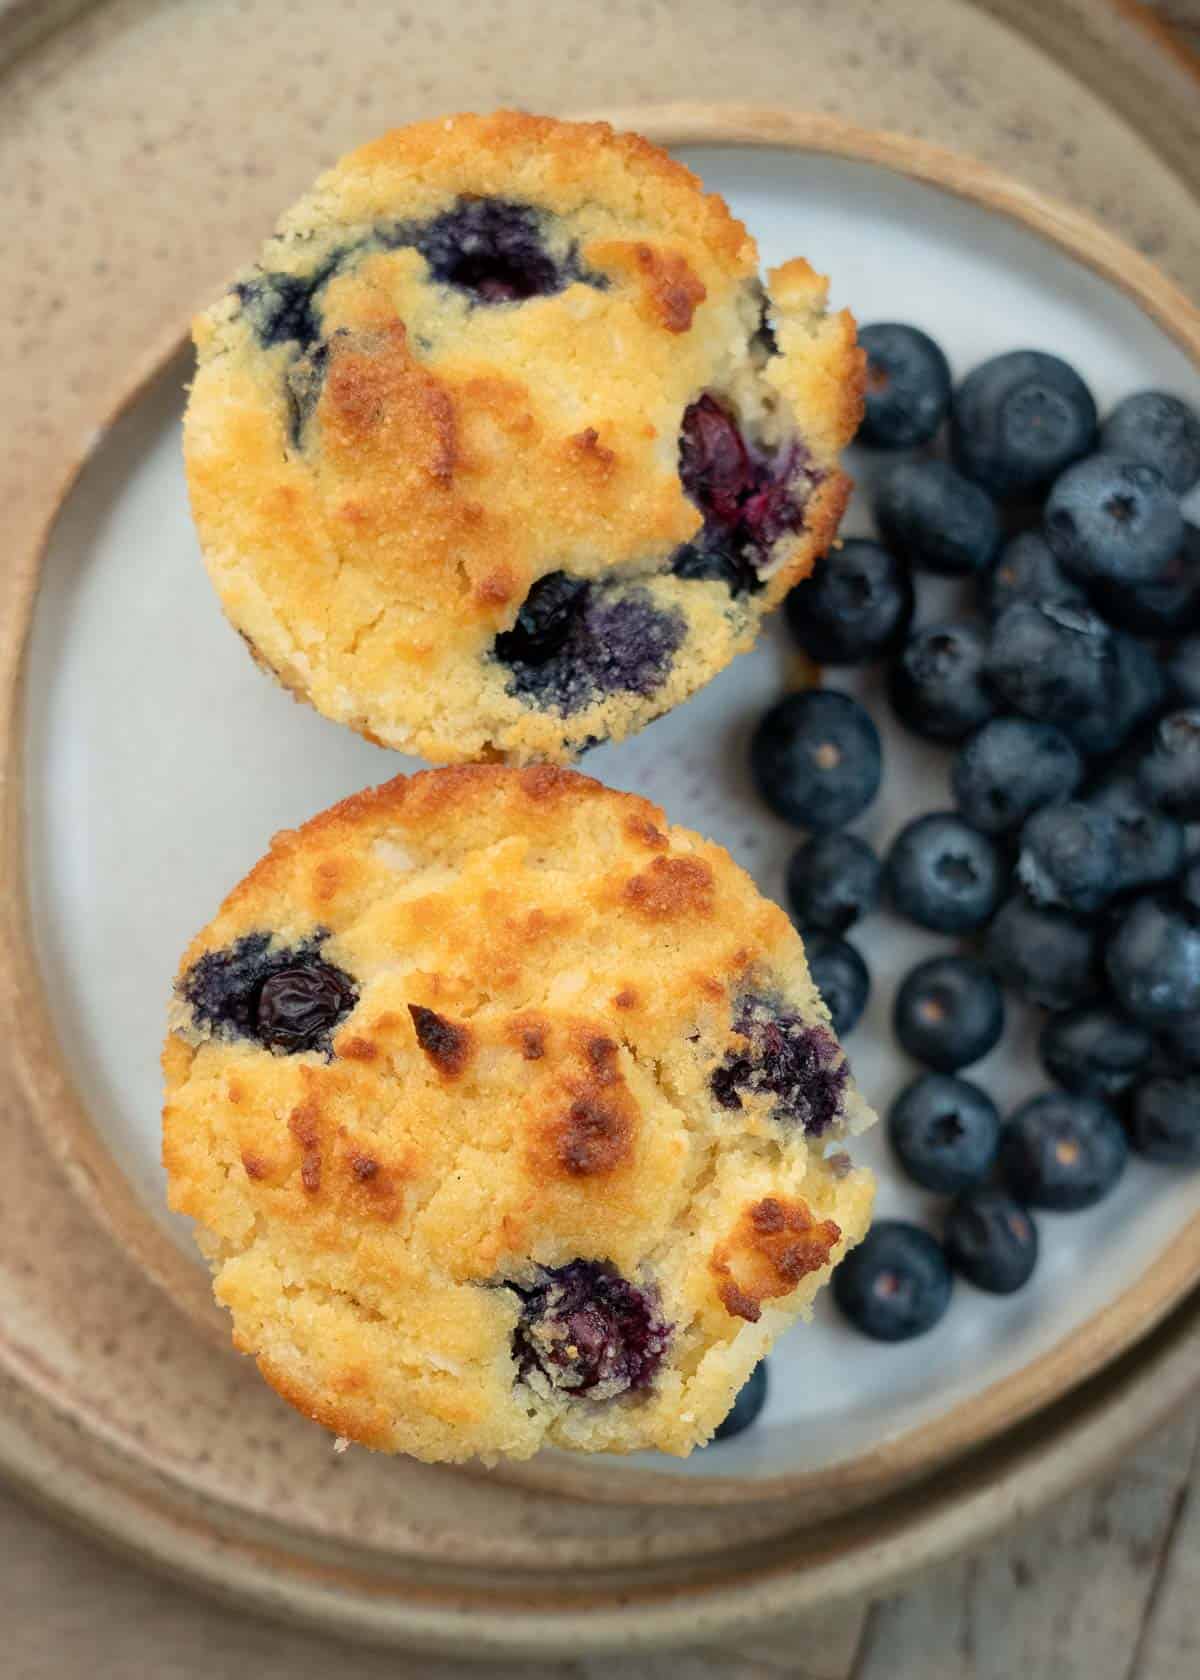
[24,147,1200,1485]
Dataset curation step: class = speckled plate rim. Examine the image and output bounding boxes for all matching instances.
[0,0,1199,1653]
[5,108,1198,1520]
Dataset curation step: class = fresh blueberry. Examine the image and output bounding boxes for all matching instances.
[857,322,952,449]
[511,1261,670,1396]
[952,350,1097,497]
[1086,778,1186,897]
[893,954,1005,1072]
[1106,895,1200,1025]
[998,1092,1128,1211]
[985,600,1117,750]
[711,1361,769,1442]
[888,1073,1001,1191]
[890,622,994,743]
[711,995,847,1136]
[1182,857,1200,917]
[786,831,881,935]
[784,539,913,665]
[805,936,871,1036]
[1159,1013,1200,1071]
[979,531,1086,620]
[1104,633,1168,754]
[885,813,1003,933]
[1017,800,1119,914]
[1100,391,1200,497]
[1039,1006,1152,1100]
[985,895,1098,1010]
[874,460,1001,576]
[1127,1075,1200,1164]
[673,395,817,595]
[944,1190,1039,1294]
[180,931,358,1056]
[833,1221,953,1342]
[414,197,584,302]
[751,691,882,831]
[952,718,1083,835]
[1045,454,1183,586]
[499,586,683,714]
[1092,525,1200,636]
[1137,710,1200,822]
[1167,635,1200,707]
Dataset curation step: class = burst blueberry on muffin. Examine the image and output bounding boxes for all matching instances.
[162,767,874,1461]
[184,112,863,764]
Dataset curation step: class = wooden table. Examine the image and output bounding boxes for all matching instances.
[3,3,1198,1675]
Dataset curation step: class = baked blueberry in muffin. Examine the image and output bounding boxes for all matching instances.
[163,767,874,1461]
[184,112,863,764]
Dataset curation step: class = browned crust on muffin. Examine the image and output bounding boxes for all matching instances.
[710,1196,843,1322]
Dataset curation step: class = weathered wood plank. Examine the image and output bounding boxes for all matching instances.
[854,1409,1200,1680]
[1129,1422,1200,1680]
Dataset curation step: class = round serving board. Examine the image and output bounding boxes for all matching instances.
[1,0,1199,1656]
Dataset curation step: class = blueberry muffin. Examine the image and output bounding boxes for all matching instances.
[184,112,863,765]
[163,767,874,1461]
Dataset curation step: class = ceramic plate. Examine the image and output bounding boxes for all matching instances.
[21,138,1200,1503]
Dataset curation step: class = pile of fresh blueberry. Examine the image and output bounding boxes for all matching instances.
[747,327,1200,1363]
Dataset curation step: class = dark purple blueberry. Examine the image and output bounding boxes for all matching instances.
[499,587,683,715]
[1137,710,1200,822]
[874,460,1001,576]
[888,1073,1000,1192]
[979,530,1086,620]
[786,831,881,935]
[985,600,1118,752]
[1017,800,1119,914]
[674,395,817,595]
[1045,454,1183,586]
[857,322,952,449]
[511,1261,670,1397]
[885,812,1002,934]
[1038,1006,1152,1101]
[1129,1075,1200,1164]
[1168,635,1200,708]
[893,955,1005,1073]
[256,962,359,1053]
[805,936,870,1037]
[833,1221,953,1342]
[1100,391,1200,497]
[711,1361,769,1442]
[180,931,358,1056]
[998,1092,1127,1211]
[1086,778,1185,898]
[711,995,847,1136]
[750,690,882,831]
[414,197,581,302]
[1106,895,1200,1025]
[494,571,589,665]
[1092,525,1200,636]
[944,1190,1039,1295]
[984,895,1099,1011]
[952,718,1083,835]
[784,539,913,665]
[952,350,1097,497]
[889,622,994,743]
